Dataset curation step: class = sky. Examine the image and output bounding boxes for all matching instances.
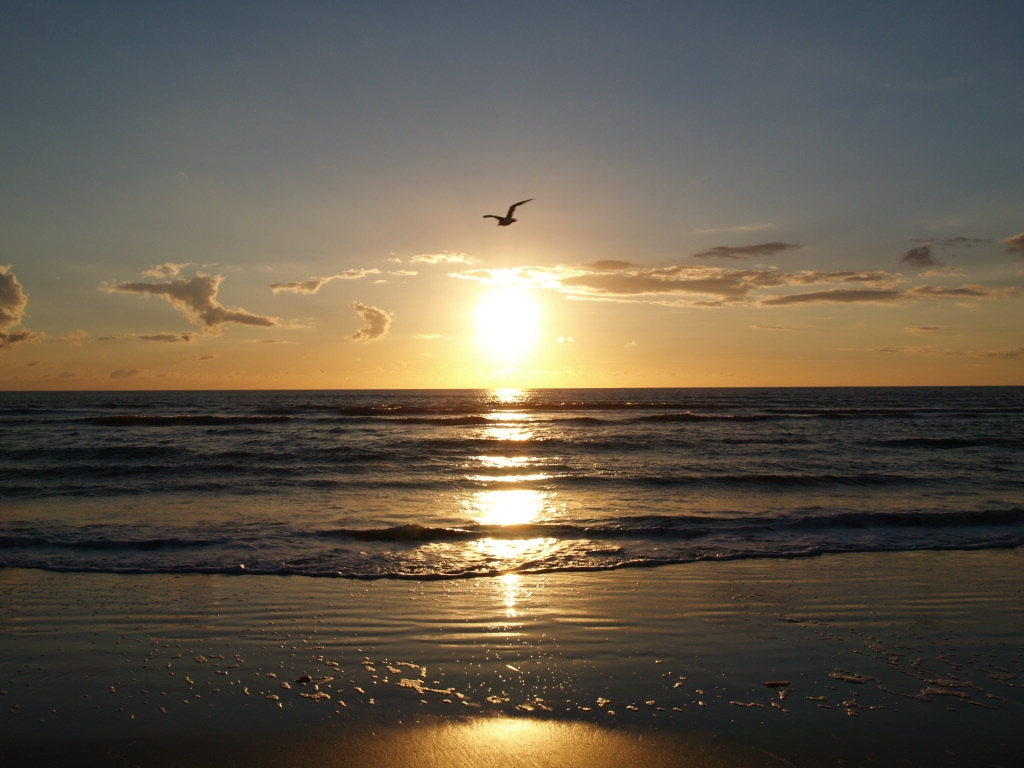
[2,0,1023,390]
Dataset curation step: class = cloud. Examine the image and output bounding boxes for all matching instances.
[104,273,279,334]
[1002,233,1024,255]
[199,354,216,361]
[902,245,937,268]
[694,223,776,234]
[0,329,39,351]
[98,333,195,343]
[937,237,987,247]
[0,266,40,351]
[558,265,783,303]
[788,270,895,285]
[1,265,29,328]
[904,284,1012,299]
[908,326,941,333]
[973,347,1024,359]
[693,242,801,259]
[411,252,479,265]
[348,302,392,341]
[53,330,88,345]
[761,283,1015,306]
[584,260,636,271]
[761,288,905,306]
[868,345,1024,360]
[111,368,141,379]
[270,269,380,294]
[142,262,191,278]
[452,262,1017,311]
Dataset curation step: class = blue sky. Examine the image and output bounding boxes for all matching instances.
[2,1,1022,388]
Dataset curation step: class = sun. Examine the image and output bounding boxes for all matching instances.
[475,287,541,361]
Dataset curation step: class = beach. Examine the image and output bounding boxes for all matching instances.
[3,548,1022,767]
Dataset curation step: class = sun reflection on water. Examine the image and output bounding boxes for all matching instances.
[467,488,549,526]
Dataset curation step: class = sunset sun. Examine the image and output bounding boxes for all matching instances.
[475,287,541,361]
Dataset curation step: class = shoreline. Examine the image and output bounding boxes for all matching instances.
[3,549,1023,766]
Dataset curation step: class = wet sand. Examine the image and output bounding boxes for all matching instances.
[2,549,1023,767]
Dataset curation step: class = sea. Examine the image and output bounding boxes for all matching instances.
[1,387,1022,580]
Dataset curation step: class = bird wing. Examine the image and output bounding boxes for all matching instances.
[482,214,500,220]
[505,198,535,216]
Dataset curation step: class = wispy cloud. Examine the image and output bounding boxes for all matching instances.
[693,242,801,259]
[694,223,776,234]
[348,301,392,341]
[584,260,636,271]
[104,273,279,335]
[762,284,1016,306]
[110,368,141,379]
[788,270,895,285]
[142,262,191,278]
[901,245,937,268]
[762,288,905,306]
[869,345,1024,360]
[98,333,195,343]
[907,326,941,334]
[269,269,380,294]
[411,252,479,265]
[1003,233,1024,256]
[53,330,88,345]
[452,262,1018,311]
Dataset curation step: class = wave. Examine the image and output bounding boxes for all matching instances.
[321,508,1024,543]
[871,437,1024,449]
[78,415,294,427]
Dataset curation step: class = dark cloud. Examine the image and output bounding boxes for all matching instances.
[902,245,937,268]
[761,288,905,306]
[270,269,380,294]
[693,242,801,259]
[98,333,195,343]
[973,347,1024,359]
[111,369,141,379]
[0,266,40,351]
[1,266,29,328]
[0,329,39,351]
[905,285,992,298]
[937,237,987,247]
[348,302,391,341]
[1002,233,1024,255]
[105,273,279,334]
[762,283,1013,306]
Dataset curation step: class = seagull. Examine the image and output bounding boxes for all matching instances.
[483,198,534,226]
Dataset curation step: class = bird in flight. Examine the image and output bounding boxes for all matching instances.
[483,198,534,226]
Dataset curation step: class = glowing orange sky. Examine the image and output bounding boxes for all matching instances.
[2,2,1022,389]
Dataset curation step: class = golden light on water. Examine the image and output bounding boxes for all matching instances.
[468,488,548,526]
[499,572,521,617]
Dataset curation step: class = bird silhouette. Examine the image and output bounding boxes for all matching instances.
[483,198,534,226]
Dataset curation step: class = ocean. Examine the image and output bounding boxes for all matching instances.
[1,387,1022,579]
